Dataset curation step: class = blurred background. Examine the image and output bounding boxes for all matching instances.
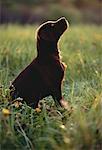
[0,0,102,25]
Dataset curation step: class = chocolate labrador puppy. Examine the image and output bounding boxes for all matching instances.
[10,17,69,108]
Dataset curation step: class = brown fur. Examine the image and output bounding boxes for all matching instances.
[10,17,69,108]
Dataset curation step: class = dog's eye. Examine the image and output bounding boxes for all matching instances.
[51,23,54,27]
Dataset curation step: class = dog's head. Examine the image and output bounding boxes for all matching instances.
[37,17,69,42]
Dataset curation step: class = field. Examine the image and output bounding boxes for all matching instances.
[0,24,102,150]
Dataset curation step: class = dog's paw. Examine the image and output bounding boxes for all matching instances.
[60,99,70,110]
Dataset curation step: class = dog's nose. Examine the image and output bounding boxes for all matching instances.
[58,17,67,22]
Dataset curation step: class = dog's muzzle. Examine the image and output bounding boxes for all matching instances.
[55,17,69,31]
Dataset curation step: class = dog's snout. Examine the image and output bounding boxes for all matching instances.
[55,17,69,32]
[53,17,69,38]
[57,17,66,22]
[56,17,68,27]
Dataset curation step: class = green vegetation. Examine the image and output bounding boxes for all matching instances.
[0,25,102,150]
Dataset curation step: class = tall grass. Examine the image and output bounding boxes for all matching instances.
[0,24,102,150]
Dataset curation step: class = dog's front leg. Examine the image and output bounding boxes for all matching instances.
[52,85,63,106]
[52,85,69,109]
[28,98,40,109]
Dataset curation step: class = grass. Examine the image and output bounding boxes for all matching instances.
[0,24,102,150]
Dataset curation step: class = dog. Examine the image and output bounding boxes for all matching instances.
[10,17,69,108]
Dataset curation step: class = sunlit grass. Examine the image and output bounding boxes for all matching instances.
[0,24,102,149]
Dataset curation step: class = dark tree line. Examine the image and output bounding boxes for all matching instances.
[0,0,101,24]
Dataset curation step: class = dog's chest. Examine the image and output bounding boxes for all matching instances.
[36,61,65,85]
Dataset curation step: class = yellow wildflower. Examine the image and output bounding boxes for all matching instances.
[60,124,66,130]
[34,108,41,113]
[64,136,70,144]
[2,108,11,116]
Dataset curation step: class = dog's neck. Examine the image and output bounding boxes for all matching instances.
[37,38,60,61]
